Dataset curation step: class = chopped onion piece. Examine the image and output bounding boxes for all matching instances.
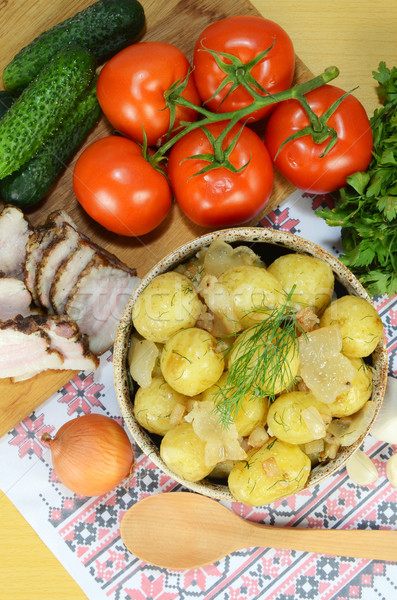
[197,274,237,335]
[327,401,377,446]
[346,450,378,486]
[301,406,327,439]
[295,307,319,333]
[304,439,325,456]
[129,337,159,388]
[299,325,357,404]
[169,402,187,427]
[185,400,246,466]
[247,426,269,449]
[262,457,281,478]
[325,442,340,460]
[201,239,264,278]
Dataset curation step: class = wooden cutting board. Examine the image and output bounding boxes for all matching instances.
[0,0,312,436]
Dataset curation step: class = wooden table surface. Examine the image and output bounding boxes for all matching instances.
[0,1,396,598]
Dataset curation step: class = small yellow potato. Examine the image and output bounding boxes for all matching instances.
[228,326,300,397]
[132,272,203,343]
[319,295,383,357]
[267,391,332,444]
[228,437,311,506]
[219,265,283,327]
[160,422,217,482]
[267,253,334,314]
[160,327,225,396]
[134,376,191,436]
[328,358,373,418]
[201,372,268,437]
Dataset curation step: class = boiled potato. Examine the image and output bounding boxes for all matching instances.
[327,357,373,417]
[132,272,203,343]
[267,253,334,314]
[228,326,300,397]
[134,376,191,435]
[319,295,383,357]
[160,327,225,396]
[201,372,268,437]
[267,391,332,444]
[219,265,283,327]
[160,422,217,481]
[228,437,311,505]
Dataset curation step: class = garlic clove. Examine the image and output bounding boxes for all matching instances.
[386,454,397,488]
[346,449,378,486]
[370,376,397,444]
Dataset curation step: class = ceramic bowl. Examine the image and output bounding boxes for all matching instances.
[113,227,388,502]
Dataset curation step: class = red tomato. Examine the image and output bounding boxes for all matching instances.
[73,136,172,237]
[167,121,274,227]
[193,16,295,122]
[97,42,201,146]
[264,85,373,193]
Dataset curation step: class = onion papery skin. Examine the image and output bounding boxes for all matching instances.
[42,414,134,497]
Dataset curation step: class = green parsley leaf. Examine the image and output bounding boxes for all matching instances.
[317,62,397,297]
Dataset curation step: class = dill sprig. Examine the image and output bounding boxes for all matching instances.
[213,290,302,427]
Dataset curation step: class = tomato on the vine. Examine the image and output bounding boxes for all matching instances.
[73,136,172,237]
[264,85,373,193]
[193,15,295,122]
[96,42,201,146]
[167,121,274,227]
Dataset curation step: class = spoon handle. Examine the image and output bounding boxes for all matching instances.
[245,522,397,561]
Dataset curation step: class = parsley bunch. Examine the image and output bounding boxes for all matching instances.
[317,62,397,297]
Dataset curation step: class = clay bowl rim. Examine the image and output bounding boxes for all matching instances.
[113,227,388,503]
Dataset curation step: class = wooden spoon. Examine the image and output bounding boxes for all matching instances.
[120,491,397,569]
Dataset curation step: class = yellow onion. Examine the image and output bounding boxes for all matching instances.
[41,414,134,496]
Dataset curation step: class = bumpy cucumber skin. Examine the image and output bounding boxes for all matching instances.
[0,45,96,179]
[3,0,145,93]
[0,82,101,207]
[0,91,15,119]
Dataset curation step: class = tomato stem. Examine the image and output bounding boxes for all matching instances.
[151,65,340,163]
[275,85,358,159]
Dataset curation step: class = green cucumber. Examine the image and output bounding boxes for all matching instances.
[0,91,15,119]
[3,0,145,94]
[0,80,101,207]
[0,45,96,179]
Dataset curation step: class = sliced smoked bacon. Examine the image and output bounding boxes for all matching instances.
[65,253,138,355]
[28,210,139,354]
[24,210,77,306]
[50,237,96,314]
[0,278,33,321]
[0,205,32,280]
[1,208,138,363]
[0,314,99,382]
[36,222,80,311]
